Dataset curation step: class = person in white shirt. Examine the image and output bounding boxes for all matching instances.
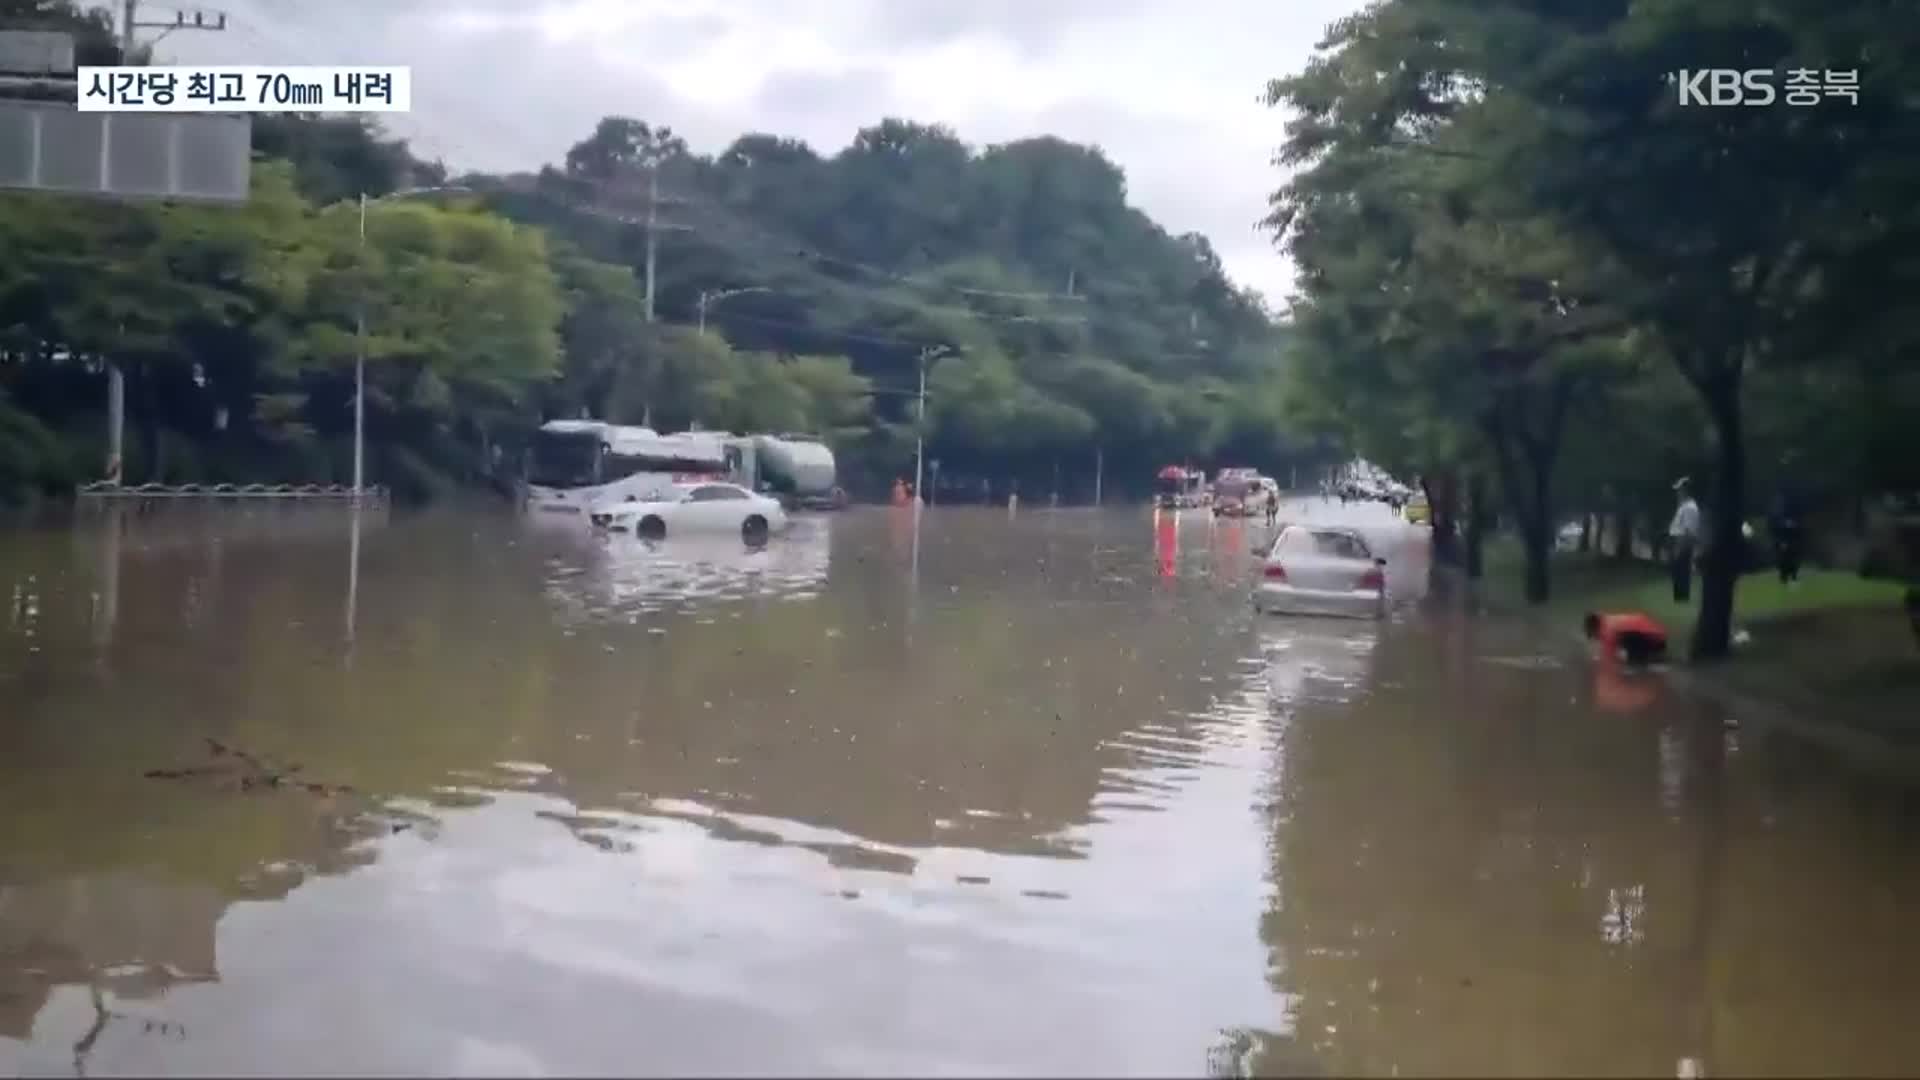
[1668,477,1701,603]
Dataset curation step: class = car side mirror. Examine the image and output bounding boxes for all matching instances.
[1375,558,1388,567]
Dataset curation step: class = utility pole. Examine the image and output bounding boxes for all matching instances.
[914,345,955,506]
[350,185,469,498]
[591,163,687,428]
[915,351,928,504]
[354,192,366,498]
[644,168,658,323]
[123,2,228,56]
[627,163,692,324]
[641,172,655,429]
[103,0,226,485]
[1094,446,1103,506]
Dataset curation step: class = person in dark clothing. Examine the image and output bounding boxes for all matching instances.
[1768,487,1806,585]
[1264,489,1279,526]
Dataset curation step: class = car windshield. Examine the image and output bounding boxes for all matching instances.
[1277,529,1371,561]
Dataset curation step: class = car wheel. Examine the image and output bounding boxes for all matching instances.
[638,516,666,541]
[742,515,770,545]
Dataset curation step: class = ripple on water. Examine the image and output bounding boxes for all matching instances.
[25,504,1918,1075]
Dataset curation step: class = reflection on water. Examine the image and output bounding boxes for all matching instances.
[543,516,835,625]
[1,501,1919,1075]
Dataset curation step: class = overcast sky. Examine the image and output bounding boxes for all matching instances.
[162,0,1360,304]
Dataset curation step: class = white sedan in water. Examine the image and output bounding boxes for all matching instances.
[1253,524,1388,620]
[589,482,788,542]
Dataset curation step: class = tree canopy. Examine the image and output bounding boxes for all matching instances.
[3,17,1334,505]
[1267,0,1920,657]
[471,111,1325,495]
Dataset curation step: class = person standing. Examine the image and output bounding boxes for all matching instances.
[1768,484,1805,586]
[1667,478,1701,603]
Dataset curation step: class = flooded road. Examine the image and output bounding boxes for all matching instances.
[4,499,1920,1076]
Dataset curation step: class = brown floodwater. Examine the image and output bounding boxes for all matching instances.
[2,498,1919,1076]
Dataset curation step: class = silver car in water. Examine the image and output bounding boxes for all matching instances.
[1253,524,1388,619]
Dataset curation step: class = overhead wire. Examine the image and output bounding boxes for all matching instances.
[194,2,1232,364]
[227,0,1105,310]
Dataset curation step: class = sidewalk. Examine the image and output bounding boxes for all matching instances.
[1470,543,1920,782]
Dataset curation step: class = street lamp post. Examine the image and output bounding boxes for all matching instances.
[696,286,772,334]
[354,193,366,500]
[914,345,955,507]
[353,185,470,499]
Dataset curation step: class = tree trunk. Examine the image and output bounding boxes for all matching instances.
[1521,461,1555,605]
[1426,472,1460,565]
[1691,377,1746,661]
[1612,512,1634,560]
[1465,471,1488,580]
[1488,407,1559,607]
[142,362,163,483]
[1577,514,1593,553]
[1522,514,1552,604]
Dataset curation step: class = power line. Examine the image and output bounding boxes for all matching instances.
[692,310,938,351]
[225,0,1091,309]
[695,308,1217,369]
[658,182,1086,305]
[162,4,1225,367]
[628,189,1092,327]
[196,0,1229,344]
[195,0,1257,348]
[553,180,1089,329]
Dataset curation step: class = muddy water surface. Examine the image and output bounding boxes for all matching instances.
[2,499,1919,1076]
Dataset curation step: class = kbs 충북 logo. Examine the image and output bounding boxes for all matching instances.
[1671,68,1858,107]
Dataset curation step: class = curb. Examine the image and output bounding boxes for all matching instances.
[1447,561,1920,785]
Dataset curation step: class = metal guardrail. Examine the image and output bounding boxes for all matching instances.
[75,482,389,501]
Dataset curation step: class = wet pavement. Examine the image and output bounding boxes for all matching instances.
[3,498,1920,1076]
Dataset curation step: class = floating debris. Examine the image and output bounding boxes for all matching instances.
[144,738,353,797]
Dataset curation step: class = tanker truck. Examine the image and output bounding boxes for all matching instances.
[726,434,847,510]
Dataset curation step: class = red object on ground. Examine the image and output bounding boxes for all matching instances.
[1593,612,1668,655]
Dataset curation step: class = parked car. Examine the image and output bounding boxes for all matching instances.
[1253,524,1388,620]
[589,482,788,543]
[1404,493,1432,525]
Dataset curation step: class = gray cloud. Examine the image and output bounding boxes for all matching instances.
[853,0,1155,54]
[235,0,1138,56]
[749,68,899,142]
